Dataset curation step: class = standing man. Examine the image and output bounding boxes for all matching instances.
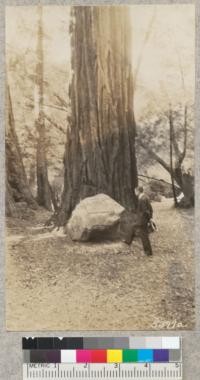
[136,186,153,256]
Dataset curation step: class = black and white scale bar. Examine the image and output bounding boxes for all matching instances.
[22,337,181,350]
[23,363,182,380]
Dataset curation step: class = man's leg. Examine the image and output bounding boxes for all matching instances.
[140,227,153,256]
[123,227,135,245]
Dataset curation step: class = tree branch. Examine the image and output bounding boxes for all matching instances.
[138,174,180,190]
[138,139,171,173]
[53,93,69,109]
[25,95,68,113]
[44,113,66,134]
[43,103,68,112]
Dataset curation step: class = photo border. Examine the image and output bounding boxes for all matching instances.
[0,0,200,378]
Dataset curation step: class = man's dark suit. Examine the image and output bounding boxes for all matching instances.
[138,193,153,255]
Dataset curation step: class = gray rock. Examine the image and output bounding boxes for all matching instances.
[66,193,136,242]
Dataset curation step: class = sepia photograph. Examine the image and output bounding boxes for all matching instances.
[6,4,195,330]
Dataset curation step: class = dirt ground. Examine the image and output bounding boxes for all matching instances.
[6,199,195,331]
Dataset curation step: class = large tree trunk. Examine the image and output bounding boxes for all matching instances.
[58,6,138,225]
[6,86,37,215]
[35,5,52,211]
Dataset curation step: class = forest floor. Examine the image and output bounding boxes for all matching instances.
[6,198,195,331]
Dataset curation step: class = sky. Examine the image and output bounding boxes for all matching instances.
[6,4,195,120]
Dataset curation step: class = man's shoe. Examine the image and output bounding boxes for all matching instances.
[122,239,132,245]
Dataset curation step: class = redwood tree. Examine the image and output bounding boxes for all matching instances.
[35,5,52,211]
[58,6,138,225]
[6,86,37,216]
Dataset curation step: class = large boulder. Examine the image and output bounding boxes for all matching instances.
[66,193,137,242]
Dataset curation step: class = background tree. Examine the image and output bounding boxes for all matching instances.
[57,6,138,225]
[6,11,70,208]
[6,86,37,216]
[35,5,52,211]
[136,103,194,205]
[169,108,178,206]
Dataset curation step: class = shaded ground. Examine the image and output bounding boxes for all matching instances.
[6,199,195,330]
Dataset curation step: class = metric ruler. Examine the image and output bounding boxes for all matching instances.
[22,337,182,380]
[23,363,182,380]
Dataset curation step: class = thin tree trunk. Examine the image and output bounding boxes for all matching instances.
[169,110,178,207]
[49,184,59,212]
[6,85,37,215]
[57,6,138,225]
[6,179,18,217]
[35,5,52,211]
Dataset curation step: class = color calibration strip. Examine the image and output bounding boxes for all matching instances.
[23,337,181,364]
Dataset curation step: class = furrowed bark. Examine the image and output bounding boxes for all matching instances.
[58,6,138,225]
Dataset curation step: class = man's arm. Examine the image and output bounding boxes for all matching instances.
[139,197,153,219]
[149,201,153,219]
